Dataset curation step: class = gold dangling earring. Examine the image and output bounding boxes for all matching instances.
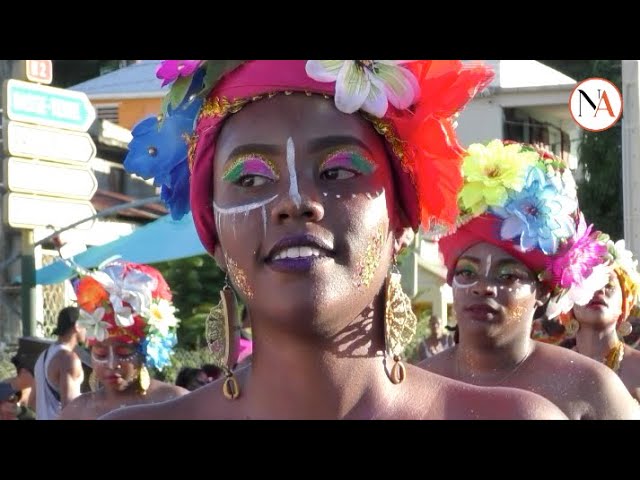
[384,257,417,385]
[89,371,99,392]
[617,320,632,338]
[138,365,151,395]
[205,276,241,400]
[565,315,580,337]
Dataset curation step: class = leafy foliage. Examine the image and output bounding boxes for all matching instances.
[153,255,226,349]
[539,60,623,240]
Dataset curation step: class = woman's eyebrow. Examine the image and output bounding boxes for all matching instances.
[307,135,373,155]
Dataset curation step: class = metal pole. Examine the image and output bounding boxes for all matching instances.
[622,61,640,252]
[20,229,36,336]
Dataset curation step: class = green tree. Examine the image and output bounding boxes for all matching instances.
[154,255,226,349]
[539,60,623,240]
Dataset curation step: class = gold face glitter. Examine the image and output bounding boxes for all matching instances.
[225,253,254,299]
[508,305,526,322]
[355,226,385,289]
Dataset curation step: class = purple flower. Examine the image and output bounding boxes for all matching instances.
[156,60,203,86]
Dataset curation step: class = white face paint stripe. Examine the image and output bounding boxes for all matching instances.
[453,278,478,290]
[485,254,492,278]
[287,137,302,207]
[213,195,278,215]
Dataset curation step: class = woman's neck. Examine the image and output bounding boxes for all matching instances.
[244,297,399,419]
[456,330,533,385]
[574,323,621,362]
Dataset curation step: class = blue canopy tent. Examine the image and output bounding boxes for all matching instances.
[36,212,206,285]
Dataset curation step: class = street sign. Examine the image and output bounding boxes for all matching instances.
[3,79,96,132]
[11,60,54,85]
[3,121,97,164]
[3,193,96,230]
[26,60,53,85]
[4,157,98,200]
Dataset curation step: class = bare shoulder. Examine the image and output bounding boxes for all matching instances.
[59,392,96,420]
[404,365,566,420]
[54,348,82,371]
[148,380,189,402]
[621,347,640,380]
[538,342,640,419]
[620,347,640,402]
[445,381,566,420]
[102,377,244,420]
[417,346,456,376]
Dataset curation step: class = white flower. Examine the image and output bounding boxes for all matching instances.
[305,60,419,118]
[546,263,612,318]
[546,166,577,201]
[91,267,155,327]
[77,307,111,342]
[147,299,178,336]
[611,239,640,285]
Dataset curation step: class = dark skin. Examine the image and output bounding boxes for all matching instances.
[420,242,640,419]
[573,271,640,402]
[59,338,187,420]
[104,94,566,420]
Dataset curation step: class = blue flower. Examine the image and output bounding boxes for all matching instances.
[142,331,177,371]
[160,160,191,220]
[492,166,577,255]
[124,99,201,187]
[124,69,204,219]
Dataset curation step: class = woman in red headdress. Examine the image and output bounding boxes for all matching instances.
[106,61,567,419]
[421,140,640,419]
[59,261,188,419]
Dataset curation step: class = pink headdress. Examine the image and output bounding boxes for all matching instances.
[124,60,495,256]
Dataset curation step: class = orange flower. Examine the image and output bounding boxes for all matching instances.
[76,276,109,313]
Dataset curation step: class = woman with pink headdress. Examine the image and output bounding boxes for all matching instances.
[420,140,640,419]
[104,60,567,419]
[59,261,188,420]
[557,237,640,401]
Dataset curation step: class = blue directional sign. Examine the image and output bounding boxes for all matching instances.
[3,79,96,132]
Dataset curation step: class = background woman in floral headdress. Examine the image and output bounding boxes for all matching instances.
[104,60,567,420]
[60,261,188,420]
[559,239,640,401]
[421,140,640,419]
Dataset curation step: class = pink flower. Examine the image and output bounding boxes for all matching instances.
[156,60,203,86]
[550,213,608,289]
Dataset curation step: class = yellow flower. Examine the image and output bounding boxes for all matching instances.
[459,140,538,214]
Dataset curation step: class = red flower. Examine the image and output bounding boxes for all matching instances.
[386,60,495,230]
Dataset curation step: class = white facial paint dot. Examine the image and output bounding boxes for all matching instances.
[336,194,341,198]
[323,192,328,197]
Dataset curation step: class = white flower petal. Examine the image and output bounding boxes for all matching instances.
[114,307,135,327]
[305,60,345,82]
[374,62,420,110]
[334,61,371,114]
[361,76,389,117]
[572,264,611,306]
